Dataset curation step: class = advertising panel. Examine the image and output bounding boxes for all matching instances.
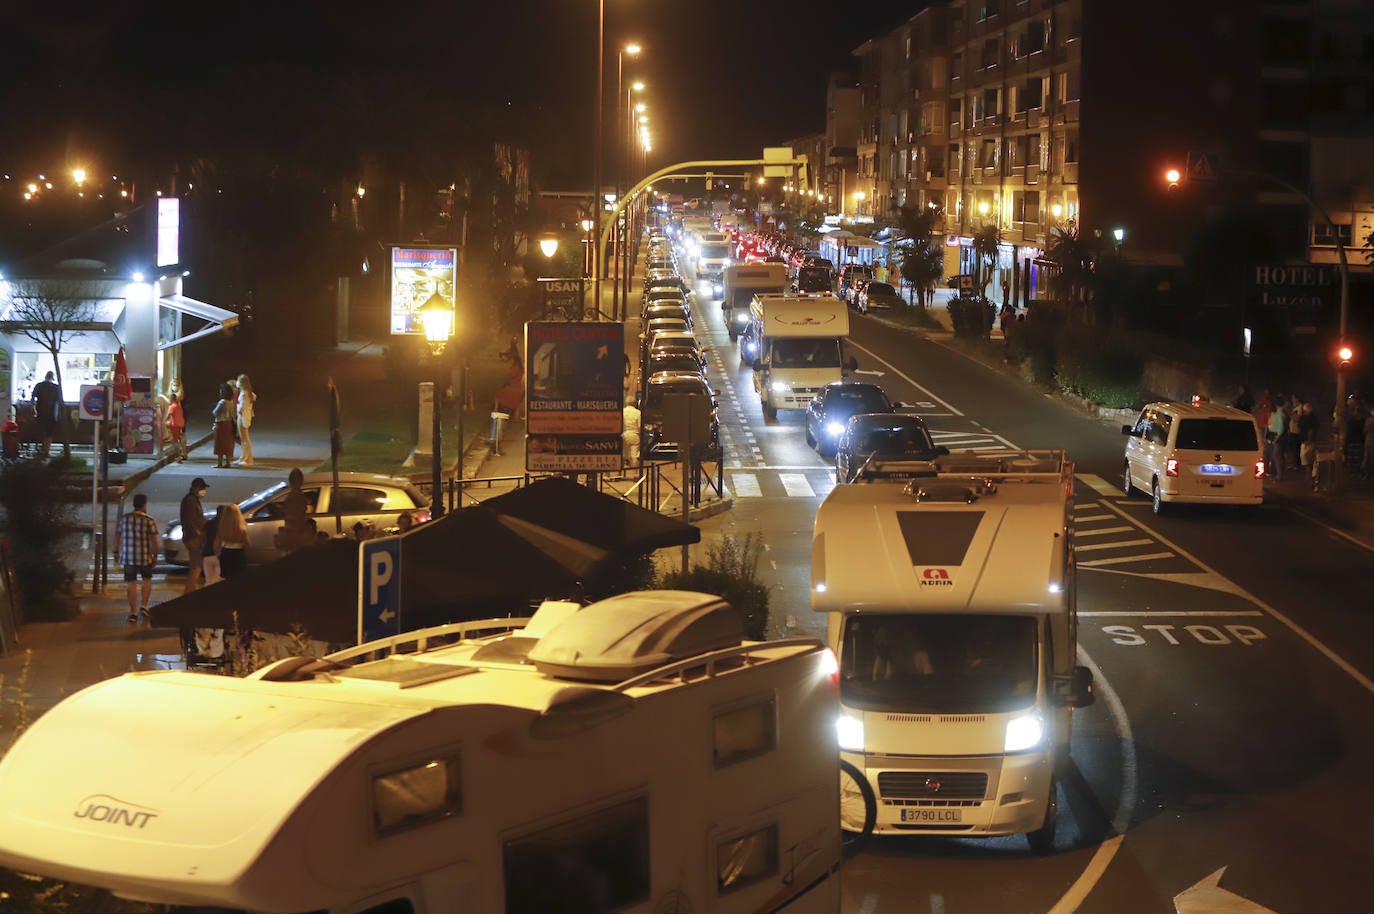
[390,246,458,336]
[525,321,624,472]
[526,434,623,472]
[156,198,180,267]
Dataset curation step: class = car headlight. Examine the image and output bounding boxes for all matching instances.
[837,713,865,751]
[771,380,789,393]
[826,421,846,437]
[734,311,748,323]
[166,525,183,542]
[1004,712,1045,753]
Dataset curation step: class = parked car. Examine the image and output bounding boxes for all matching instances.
[804,381,901,457]
[642,300,693,327]
[162,472,429,565]
[835,413,945,483]
[644,349,710,382]
[639,372,720,458]
[857,281,902,313]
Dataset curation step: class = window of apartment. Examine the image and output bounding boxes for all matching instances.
[951,51,963,79]
[1261,82,1309,129]
[949,144,962,176]
[1009,134,1032,168]
[1022,77,1044,110]
[982,87,1001,118]
[1026,19,1046,54]
[968,94,983,121]
[977,1,1001,22]
[949,97,962,128]
[980,138,998,168]
[1027,133,1043,170]
[1012,190,1040,223]
[981,38,1000,70]
[1061,12,1082,43]
[1065,131,1079,164]
[906,35,913,59]
[1263,19,1311,65]
[1057,70,1082,103]
[504,797,650,914]
[1312,222,1353,248]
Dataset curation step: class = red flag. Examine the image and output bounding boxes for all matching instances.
[112,346,133,402]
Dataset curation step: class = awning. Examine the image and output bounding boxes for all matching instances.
[482,476,701,553]
[158,294,240,350]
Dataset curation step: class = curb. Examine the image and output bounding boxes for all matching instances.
[688,496,734,522]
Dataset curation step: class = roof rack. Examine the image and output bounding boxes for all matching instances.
[611,638,827,691]
[323,617,532,666]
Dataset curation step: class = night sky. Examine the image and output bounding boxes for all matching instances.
[0,1,923,188]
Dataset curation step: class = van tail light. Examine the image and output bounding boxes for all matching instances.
[1165,457,1179,478]
[1254,459,1266,479]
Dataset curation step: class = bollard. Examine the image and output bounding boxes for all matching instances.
[489,411,511,456]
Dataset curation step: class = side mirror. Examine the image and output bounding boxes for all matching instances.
[934,445,950,456]
[752,359,763,371]
[844,356,859,373]
[1057,666,1095,709]
[892,400,906,408]
[1121,424,1137,436]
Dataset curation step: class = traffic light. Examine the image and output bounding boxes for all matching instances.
[1165,167,1181,191]
[1336,342,1355,370]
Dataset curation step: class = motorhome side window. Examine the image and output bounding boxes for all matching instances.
[371,756,462,837]
[712,695,777,768]
[716,824,779,894]
[503,796,650,914]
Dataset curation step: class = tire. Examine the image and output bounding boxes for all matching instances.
[728,329,738,341]
[1151,479,1167,515]
[764,402,777,420]
[839,759,877,856]
[1122,460,1137,497]
[1025,776,1058,855]
[805,424,816,448]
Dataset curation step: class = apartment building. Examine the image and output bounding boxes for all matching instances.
[823,73,862,214]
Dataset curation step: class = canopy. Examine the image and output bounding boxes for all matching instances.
[482,476,701,553]
[158,294,240,350]
[151,508,601,643]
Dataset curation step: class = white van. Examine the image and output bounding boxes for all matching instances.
[1122,400,1265,513]
[0,593,842,914]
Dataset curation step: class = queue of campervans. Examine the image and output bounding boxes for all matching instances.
[744,292,855,419]
[0,592,843,914]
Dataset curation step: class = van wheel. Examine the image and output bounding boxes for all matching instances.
[1122,461,1137,497]
[805,423,816,448]
[1026,777,1058,855]
[839,759,877,856]
[728,329,738,341]
[1151,479,1167,515]
[764,403,777,420]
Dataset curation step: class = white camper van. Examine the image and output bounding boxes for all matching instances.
[811,451,1094,852]
[0,592,842,914]
[746,293,854,419]
[721,263,789,340]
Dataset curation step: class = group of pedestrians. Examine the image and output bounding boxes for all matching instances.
[176,477,251,596]
[1235,385,1374,485]
[212,374,257,468]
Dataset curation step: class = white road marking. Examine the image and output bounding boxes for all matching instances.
[1079,610,1264,617]
[730,473,761,498]
[1078,551,1175,567]
[846,340,964,416]
[779,473,816,498]
[1074,538,1154,552]
[1078,473,1122,496]
[1073,513,1116,522]
[1074,525,1135,537]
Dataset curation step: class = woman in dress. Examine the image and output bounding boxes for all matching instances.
[166,391,186,462]
[235,374,256,467]
[215,503,250,579]
[212,381,236,468]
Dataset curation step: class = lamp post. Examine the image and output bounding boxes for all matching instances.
[580,217,595,277]
[419,292,455,518]
[614,49,641,322]
[593,0,606,321]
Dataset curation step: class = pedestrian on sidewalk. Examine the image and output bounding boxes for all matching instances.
[1296,401,1319,480]
[1266,394,1288,482]
[234,373,256,466]
[1231,384,1254,414]
[203,505,225,584]
[180,477,209,592]
[166,391,187,461]
[622,401,641,476]
[31,370,61,459]
[211,382,236,468]
[215,503,250,579]
[113,493,160,624]
[1252,388,1274,432]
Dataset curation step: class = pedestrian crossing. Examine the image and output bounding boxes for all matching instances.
[727,468,836,500]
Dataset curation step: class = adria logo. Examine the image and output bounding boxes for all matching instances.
[919,568,954,586]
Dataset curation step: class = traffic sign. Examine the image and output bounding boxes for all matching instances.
[78,385,109,421]
[358,536,402,644]
[1186,151,1219,184]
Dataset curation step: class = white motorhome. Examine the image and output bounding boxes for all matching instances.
[811,451,1094,852]
[746,293,854,419]
[0,592,842,914]
[721,263,789,340]
[695,231,734,295]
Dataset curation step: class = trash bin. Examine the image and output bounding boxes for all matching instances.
[489,411,511,457]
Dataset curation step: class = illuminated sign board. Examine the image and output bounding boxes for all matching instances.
[156,198,180,267]
[390,246,458,335]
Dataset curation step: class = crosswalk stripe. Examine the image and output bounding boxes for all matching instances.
[1074,526,1135,537]
[1078,551,1174,568]
[1077,473,1121,496]
[1074,538,1153,552]
[779,473,816,498]
[1074,513,1116,522]
[731,473,762,498]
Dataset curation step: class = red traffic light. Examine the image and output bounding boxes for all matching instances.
[1165,168,1181,187]
[1337,343,1355,367]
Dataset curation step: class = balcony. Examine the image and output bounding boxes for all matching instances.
[1027,108,1041,128]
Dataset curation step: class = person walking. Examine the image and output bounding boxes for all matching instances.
[622,401,641,477]
[234,373,256,466]
[179,477,209,592]
[211,382,236,468]
[1296,401,1319,483]
[166,391,187,462]
[215,503,250,579]
[202,505,225,585]
[1231,384,1254,414]
[1266,394,1288,483]
[31,370,62,459]
[113,493,160,624]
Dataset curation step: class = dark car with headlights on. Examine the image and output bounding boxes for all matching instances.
[857,280,903,313]
[639,372,720,459]
[804,381,901,458]
[834,413,946,483]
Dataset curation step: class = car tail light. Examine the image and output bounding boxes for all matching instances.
[1166,457,1179,477]
[412,509,432,525]
[1254,459,1265,479]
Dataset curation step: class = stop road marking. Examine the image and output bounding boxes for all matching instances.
[1102,624,1267,646]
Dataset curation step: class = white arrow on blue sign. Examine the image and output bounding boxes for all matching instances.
[358,536,402,644]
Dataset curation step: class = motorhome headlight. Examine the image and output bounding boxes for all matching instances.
[836,713,865,751]
[1004,712,1045,752]
[734,311,749,323]
[771,380,789,393]
[826,421,846,437]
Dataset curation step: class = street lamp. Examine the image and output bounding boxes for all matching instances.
[539,234,560,258]
[419,291,455,518]
[612,43,643,322]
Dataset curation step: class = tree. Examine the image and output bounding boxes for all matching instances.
[0,279,102,456]
[971,223,1002,298]
[891,204,945,307]
[1043,222,1097,321]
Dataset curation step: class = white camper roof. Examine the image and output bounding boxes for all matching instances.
[812,450,1072,615]
[752,293,849,338]
[0,592,824,910]
[724,263,788,286]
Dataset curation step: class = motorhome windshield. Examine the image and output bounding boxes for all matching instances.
[840,614,1038,713]
[700,243,731,259]
[770,338,842,369]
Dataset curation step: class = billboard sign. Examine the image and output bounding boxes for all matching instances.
[390,246,458,336]
[526,321,624,471]
[526,433,623,472]
[156,198,180,267]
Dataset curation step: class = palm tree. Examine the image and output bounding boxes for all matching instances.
[970,224,1001,299]
[1043,222,1096,320]
[891,203,945,306]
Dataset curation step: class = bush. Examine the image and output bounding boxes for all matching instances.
[660,534,770,641]
[948,297,993,339]
[1054,324,1145,408]
[1004,307,1061,384]
[0,461,80,621]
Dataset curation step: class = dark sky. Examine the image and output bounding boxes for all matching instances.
[0,2,922,187]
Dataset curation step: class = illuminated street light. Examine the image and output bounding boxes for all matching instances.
[356,185,366,198]
[978,201,990,215]
[1051,202,1063,219]
[71,168,86,185]
[418,291,456,518]
[539,234,560,258]
[1113,227,1125,243]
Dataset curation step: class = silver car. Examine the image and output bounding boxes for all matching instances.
[162,472,429,565]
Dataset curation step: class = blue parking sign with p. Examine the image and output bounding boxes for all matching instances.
[359,537,402,644]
